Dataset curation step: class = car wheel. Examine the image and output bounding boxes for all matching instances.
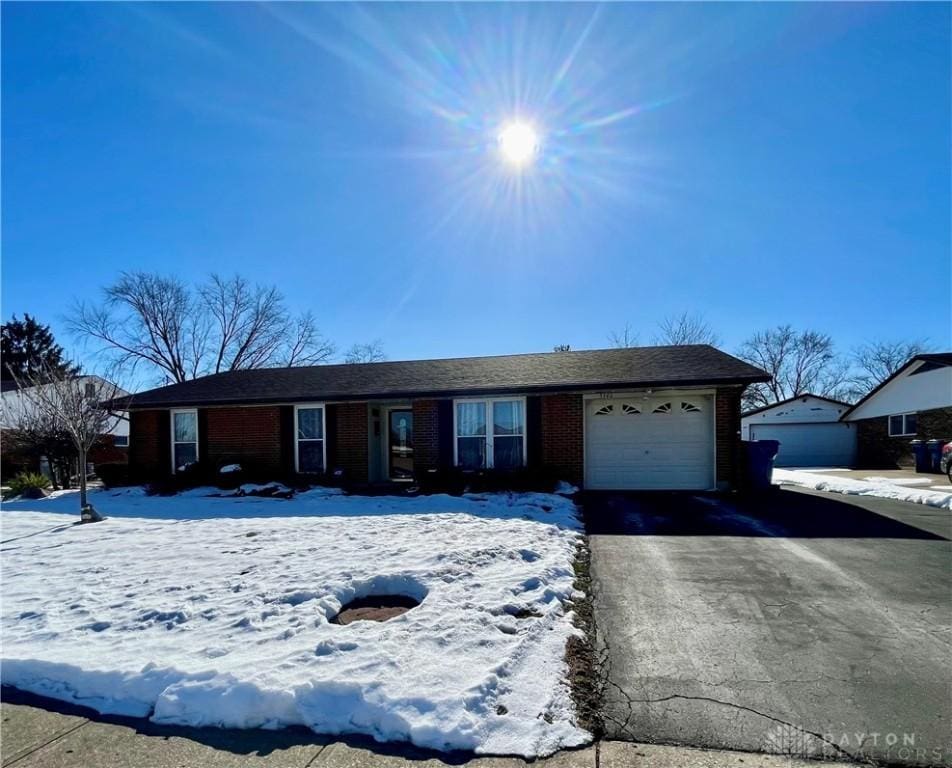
[948,464,952,484]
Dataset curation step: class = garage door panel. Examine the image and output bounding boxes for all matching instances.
[749,423,855,468]
[585,395,715,490]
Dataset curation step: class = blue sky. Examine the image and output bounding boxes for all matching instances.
[3,2,950,370]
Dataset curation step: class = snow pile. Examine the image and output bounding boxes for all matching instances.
[0,487,587,757]
[219,464,242,474]
[774,469,952,510]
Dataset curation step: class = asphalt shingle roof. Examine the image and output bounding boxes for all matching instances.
[117,345,770,409]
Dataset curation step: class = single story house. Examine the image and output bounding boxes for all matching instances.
[841,353,952,468]
[741,394,856,468]
[115,345,769,491]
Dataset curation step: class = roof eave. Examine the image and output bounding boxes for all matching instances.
[121,374,771,410]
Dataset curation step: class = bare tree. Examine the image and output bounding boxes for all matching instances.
[851,339,931,395]
[736,325,852,410]
[344,340,387,364]
[12,363,122,521]
[2,393,76,490]
[653,312,720,346]
[70,272,335,384]
[608,323,638,349]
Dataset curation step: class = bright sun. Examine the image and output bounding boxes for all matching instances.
[497,121,540,167]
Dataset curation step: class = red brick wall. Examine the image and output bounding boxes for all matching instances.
[856,406,952,468]
[129,410,167,481]
[412,399,440,474]
[205,406,282,476]
[715,387,743,488]
[327,402,368,482]
[541,393,584,486]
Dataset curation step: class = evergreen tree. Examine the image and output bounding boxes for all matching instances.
[1,314,79,384]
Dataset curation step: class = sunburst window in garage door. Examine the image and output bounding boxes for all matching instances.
[622,403,640,415]
[594,404,614,415]
[681,401,701,413]
[652,402,672,414]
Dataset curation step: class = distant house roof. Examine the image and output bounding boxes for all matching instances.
[1,375,131,432]
[742,393,852,419]
[113,345,770,409]
[841,353,952,420]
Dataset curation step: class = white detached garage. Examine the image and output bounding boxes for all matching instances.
[585,393,715,490]
[741,394,855,468]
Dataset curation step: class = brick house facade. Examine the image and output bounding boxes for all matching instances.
[124,385,748,490]
[854,406,952,468]
[843,354,952,470]
[116,346,768,491]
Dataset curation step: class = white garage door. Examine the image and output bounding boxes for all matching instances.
[749,423,856,468]
[585,395,715,490]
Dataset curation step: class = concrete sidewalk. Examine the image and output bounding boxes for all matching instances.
[1,695,857,768]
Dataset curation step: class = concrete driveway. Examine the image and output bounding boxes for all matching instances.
[586,487,952,767]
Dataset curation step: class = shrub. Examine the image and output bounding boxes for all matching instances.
[145,461,212,496]
[8,472,51,497]
[95,463,130,488]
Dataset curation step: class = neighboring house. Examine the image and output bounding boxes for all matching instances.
[741,394,856,468]
[0,376,130,478]
[114,345,769,491]
[841,353,952,468]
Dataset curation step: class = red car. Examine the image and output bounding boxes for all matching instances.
[941,441,952,483]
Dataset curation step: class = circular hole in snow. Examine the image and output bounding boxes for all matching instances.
[329,575,427,625]
[330,594,422,625]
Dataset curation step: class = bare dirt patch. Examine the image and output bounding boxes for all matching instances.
[331,595,421,625]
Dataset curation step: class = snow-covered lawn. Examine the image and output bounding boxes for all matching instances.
[0,486,588,757]
[774,469,952,510]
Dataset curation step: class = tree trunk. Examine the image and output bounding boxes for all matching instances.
[79,446,88,509]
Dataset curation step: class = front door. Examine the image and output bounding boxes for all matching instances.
[388,410,414,480]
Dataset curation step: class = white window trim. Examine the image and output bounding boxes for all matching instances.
[887,412,917,437]
[294,403,327,474]
[452,396,528,469]
[170,408,199,474]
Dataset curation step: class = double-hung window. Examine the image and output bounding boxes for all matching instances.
[295,404,326,473]
[171,409,198,473]
[455,397,526,470]
[888,413,917,437]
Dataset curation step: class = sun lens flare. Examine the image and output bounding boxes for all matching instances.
[497,121,540,167]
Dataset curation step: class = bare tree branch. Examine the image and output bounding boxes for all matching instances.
[285,313,336,366]
[70,272,335,382]
[851,339,932,395]
[736,325,852,410]
[344,340,387,364]
[653,312,720,346]
[608,324,638,349]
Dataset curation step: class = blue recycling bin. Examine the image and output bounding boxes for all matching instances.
[910,440,930,473]
[926,439,943,473]
[745,439,781,490]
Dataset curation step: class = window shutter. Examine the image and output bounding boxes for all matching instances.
[526,395,542,469]
[437,400,454,469]
[325,404,338,474]
[279,406,295,476]
[157,410,171,478]
[197,409,209,469]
